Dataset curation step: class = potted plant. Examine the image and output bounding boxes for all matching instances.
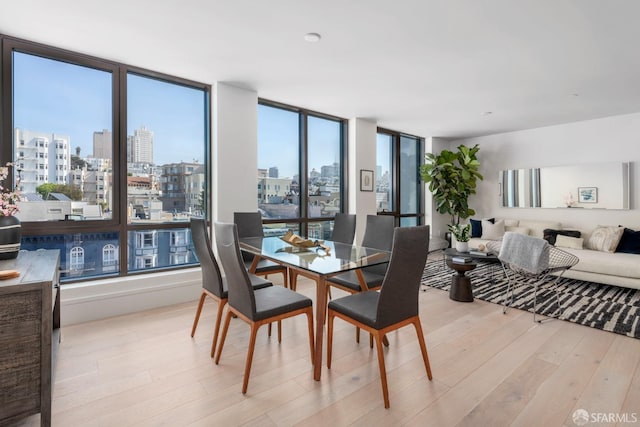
[0,162,22,260]
[419,144,483,249]
[448,223,471,252]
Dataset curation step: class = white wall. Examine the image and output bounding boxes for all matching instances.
[348,118,378,244]
[213,83,259,222]
[453,112,640,232]
[427,137,456,239]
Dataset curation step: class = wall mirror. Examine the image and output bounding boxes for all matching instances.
[499,161,630,209]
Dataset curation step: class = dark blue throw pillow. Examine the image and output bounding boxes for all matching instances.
[469,218,494,238]
[615,228,640,254]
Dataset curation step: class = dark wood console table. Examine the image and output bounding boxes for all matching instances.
[0,250,61,426]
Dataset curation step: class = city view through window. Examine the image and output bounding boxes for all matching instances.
[257,103,344,239]
[11,50,208,280]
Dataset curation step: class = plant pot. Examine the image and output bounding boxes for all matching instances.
[0,216,21,260]
[455,240,469,253]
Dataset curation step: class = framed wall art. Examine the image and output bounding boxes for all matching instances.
[578,187,597,203]
[360,169,374,192]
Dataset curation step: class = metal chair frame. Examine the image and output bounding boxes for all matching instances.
[487,239,579,323]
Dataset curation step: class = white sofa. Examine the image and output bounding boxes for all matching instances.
[468,219,640,290]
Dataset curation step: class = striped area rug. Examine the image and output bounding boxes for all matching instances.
[421,260,640,339]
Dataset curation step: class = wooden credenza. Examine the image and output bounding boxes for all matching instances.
[0,250,61,427]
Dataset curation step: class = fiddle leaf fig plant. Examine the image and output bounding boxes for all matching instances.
[420,144,483,226]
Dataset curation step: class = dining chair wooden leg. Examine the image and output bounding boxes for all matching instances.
[242,323,260,394]
[215,310,233,364]
[374,331,390,409]
[210,299,227,357]
[290,270,298,291]
[305,309,315,364]
[369,333,373,348]
[277,320,282,343]
[268,323,272,336]
[282,269,289,289]
[190,292,207,337]
[412,317,433,380]
[356,327,360,343]
[327,310,334,369]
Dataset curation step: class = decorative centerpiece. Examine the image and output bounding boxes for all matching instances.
[0,163,22,260]
[280,230,331,254]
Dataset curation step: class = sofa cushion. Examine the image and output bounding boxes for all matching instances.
[586,226,624,253]
[616,228,640,254]
[563,248,640,279]
[543,228,581,245]
[505,226,529,235]
[481,219,505,240]
[555,234,584,249]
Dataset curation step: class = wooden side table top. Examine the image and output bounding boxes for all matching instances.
[446,259,477,274]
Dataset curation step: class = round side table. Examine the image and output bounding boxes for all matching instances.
[446,259,477,302]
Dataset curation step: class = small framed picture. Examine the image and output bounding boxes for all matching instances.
[360,169,374,192]
[578,187,597,203]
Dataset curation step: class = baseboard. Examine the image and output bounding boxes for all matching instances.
[60,268,202,325]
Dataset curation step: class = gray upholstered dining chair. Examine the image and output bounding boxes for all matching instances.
[214,222,315,394]
[234,211,290,287]
[289,212,356,291]
[327,225,433,408]
[326,214,394,343]
[189,218,272,357]
[326,214,394,295]
[487,232,579,322]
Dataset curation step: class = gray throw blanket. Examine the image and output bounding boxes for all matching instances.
[499,232,549,274]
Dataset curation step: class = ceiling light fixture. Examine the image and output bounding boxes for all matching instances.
[482,111,493,116]
[304,32,321,42]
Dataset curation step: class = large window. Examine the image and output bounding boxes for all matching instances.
[376,129,423,226]
[1,36,210,282]
[257,101,346,239]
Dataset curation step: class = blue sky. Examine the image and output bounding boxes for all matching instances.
[13,52,205,166]
[13,51,364,177]
[258,104,342,179]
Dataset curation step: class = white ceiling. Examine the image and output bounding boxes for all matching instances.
[3,0,640,139]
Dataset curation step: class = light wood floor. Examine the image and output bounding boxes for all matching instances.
[17,265,640,427]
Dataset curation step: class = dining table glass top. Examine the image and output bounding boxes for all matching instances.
[239,236,390,276]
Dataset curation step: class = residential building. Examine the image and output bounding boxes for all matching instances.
[127,125,154,164]
[13,128,71,194]
[160,161,202,214]
[92,129,112,160]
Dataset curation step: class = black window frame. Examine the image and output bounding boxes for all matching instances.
[376,127,424,226]
[1,35,211,283]
[258,99,348,237]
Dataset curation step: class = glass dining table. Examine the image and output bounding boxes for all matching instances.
[239,236,390,381]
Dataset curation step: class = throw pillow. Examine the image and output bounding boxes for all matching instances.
[469,217,494,238]
[505,226,530,235]
[481,219,505,240]
[616,227,640,254]
[469,218,482,238]
[554,234,584,250]
[543,229,581,245]
[585,226,624,252]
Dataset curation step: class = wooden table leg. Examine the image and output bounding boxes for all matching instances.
[313,275,327,381]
